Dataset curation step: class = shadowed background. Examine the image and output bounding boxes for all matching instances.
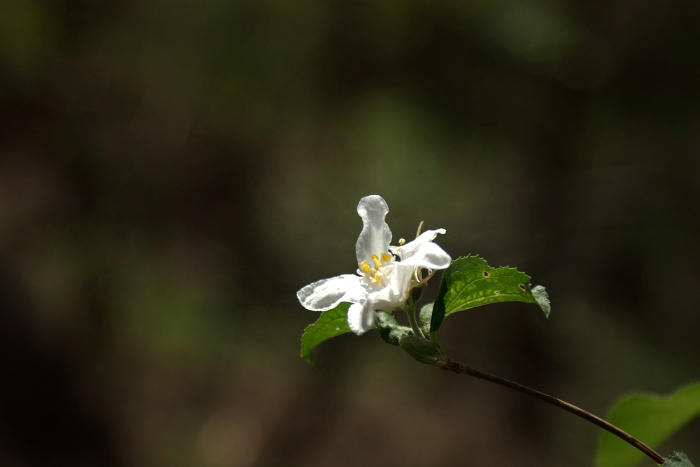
[1,0,699,466]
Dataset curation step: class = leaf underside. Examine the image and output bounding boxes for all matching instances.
[430,256,550,332]
[376,311,413,345]
[597,381,700,467]
[300,303,351,363]
[662,452,695,467]
[419,303,434,336]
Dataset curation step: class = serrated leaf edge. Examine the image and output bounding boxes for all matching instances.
[442,255,533,316]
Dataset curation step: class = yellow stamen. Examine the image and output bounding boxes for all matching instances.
[371,254,382,268]
[381,253,392,263]
[371,272,381,283]
[360,260,371,274]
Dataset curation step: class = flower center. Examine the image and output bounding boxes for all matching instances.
[360,253,393,284]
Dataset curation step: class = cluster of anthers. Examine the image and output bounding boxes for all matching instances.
[359,253,393,284]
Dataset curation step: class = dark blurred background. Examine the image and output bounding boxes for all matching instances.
[1,0,699,466]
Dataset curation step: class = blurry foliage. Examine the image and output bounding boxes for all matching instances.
[1,0,699,465]
[598,382,700,467]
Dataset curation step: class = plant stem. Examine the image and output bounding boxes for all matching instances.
[404,307,424,338]
[435,357,664,465]
[429,332,438,346]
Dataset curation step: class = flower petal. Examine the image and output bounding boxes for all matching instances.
[355,195,392,268]
[347,300,375,335]
[390,229,451,270]
[372,264,413,311]
[296,274,365,311]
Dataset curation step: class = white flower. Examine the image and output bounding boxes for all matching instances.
[297,195,451,335]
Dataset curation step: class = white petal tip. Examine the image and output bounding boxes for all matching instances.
[357,195,389,217]
[347,302,375,335]
[297,275,365,312]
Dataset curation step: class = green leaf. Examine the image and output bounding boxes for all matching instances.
[399,335,442,365]
[597,381,700,467]
[300,303,351,363]
[375,311,413,346]
[662,452,695,467]
[430,256,551,332]
[419,303,434,336]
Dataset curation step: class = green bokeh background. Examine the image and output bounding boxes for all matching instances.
[1,1,699,466]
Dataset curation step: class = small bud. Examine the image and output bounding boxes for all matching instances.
[410,283,426,303]
[399,335,443,365]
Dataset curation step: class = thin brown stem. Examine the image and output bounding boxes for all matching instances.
[436,357,664,465]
